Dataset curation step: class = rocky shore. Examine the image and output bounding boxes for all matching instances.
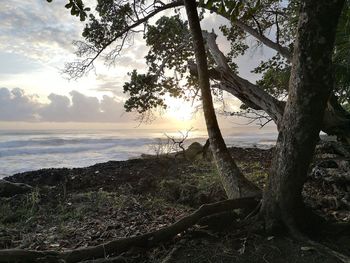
[0,145,349,262]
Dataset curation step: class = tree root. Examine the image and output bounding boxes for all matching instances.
[0,196,259,263]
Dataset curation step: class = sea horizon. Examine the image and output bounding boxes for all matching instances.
[0,126,277,178]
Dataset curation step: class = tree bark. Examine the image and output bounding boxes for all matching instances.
[195,2,350,142]
[190,31,350,142]
[230,14,350,143]
[183,0,260,199]
[260,0,345,231]
[201,32,285,126]
[322,94,350,143]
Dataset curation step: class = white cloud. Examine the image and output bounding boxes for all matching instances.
[0,88,40,121]
[0,0,82,64]
[0,87,133,123]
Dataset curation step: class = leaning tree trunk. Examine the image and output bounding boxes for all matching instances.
[261,0,345,232]
[194,2,350,142]
[183,0,260,199]
[192,32,350,140]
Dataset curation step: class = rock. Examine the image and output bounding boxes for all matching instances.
[0,179,32,197]
[185,142,204,160]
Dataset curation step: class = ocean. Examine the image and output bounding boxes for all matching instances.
[0,127,277,178]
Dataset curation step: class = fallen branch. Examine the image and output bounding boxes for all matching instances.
[0,197,259,263]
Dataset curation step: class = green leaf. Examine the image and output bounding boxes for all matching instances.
[76,0,84,9]
[80,13,86,21]
[205,0,214,9]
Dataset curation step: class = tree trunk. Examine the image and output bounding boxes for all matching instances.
[260,0,345,232]
[183,0,260,199]
[199,32,285,126]
[190,4,350,142]
[193,31,350,141]
[322,94,350,143]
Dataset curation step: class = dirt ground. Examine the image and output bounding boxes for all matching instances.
[0,146,349,262]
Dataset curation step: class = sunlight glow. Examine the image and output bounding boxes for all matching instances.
[165,97,197,122]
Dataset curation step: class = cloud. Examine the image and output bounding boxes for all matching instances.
[0,88,40,121]
[93,74,126,96]
[0,0,83,63]
[0,0,148,75]
[114,55,146,70]
[0,87,133,123]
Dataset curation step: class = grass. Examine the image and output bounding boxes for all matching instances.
[237,161,268,187]
[0,187,42,225]
[0,155,271,252]
[0,159,267,229]
[157,160,225,206]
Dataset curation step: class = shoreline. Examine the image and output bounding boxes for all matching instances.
[0,128,277,178]
[2,145,274,181]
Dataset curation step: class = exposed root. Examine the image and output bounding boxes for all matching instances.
[0,197,259,263]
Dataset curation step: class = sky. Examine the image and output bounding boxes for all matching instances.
[0,0,276,131]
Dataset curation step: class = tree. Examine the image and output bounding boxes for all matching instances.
[53,0,350,143]
[67,0,350,141]
[49,0,348,226]
[182,0,260,199]
[0,1,348,262]
[183,0,345,234]
[260,0,345,232]
[48,0,350,207]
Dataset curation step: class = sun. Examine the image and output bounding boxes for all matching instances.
[165,97,196,122]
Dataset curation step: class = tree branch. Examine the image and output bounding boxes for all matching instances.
[67,0,184,79]
[202,31,285,125]
[196,3,292,61]
[232,20,291,61]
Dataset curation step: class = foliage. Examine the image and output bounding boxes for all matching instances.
[123,16,191,113]
[123,70,168,113]
[46,0,90,21]
[253,54,290,99]
[48,0,350,114]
